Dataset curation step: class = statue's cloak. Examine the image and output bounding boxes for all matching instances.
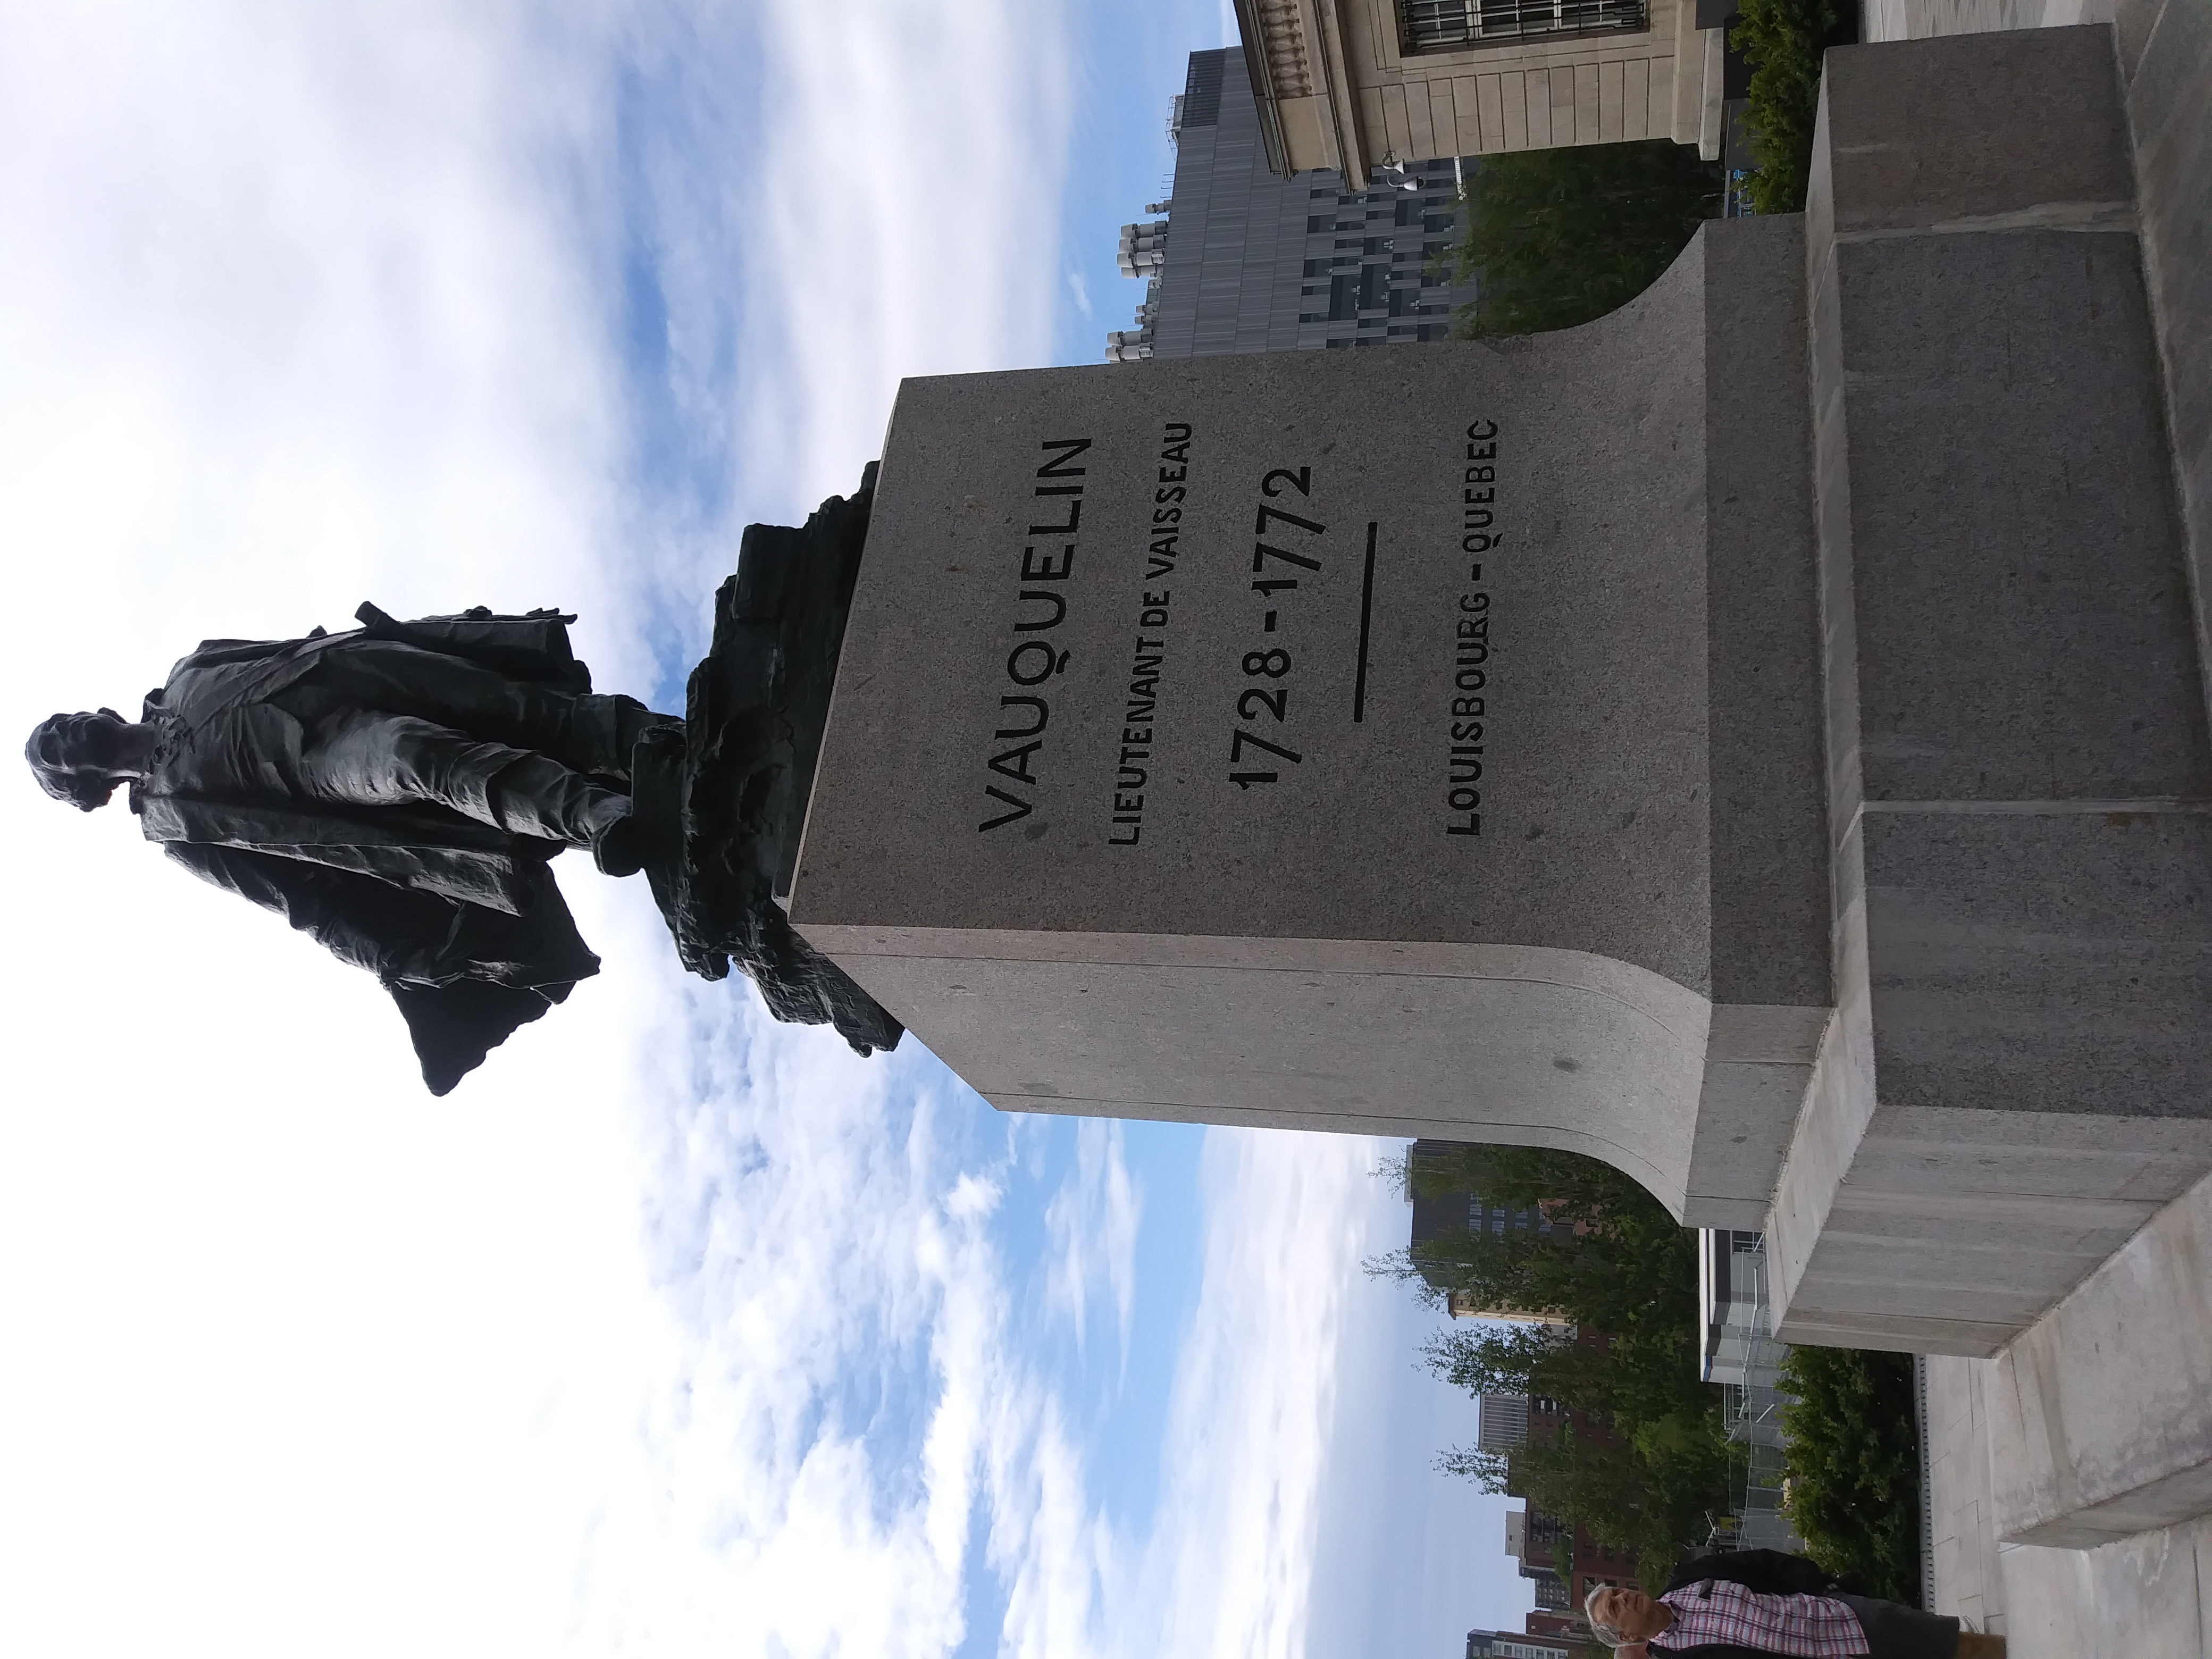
[134,604,604,1094]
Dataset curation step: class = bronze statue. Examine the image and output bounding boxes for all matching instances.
[28,471,901,1093]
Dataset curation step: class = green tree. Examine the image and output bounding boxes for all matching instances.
[1375,1146,1735,1588]
[1416,1311,1702,1438]
[1779,1346,1922,1603]
[1377,1143,1698,1340]
[1451,141,1719,339]
[1735,0,1850,213]
[1439,1407,1734,1592]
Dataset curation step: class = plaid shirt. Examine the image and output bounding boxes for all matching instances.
[1649,1578,1869,1657]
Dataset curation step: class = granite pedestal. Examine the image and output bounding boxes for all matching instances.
[795,213,1828,1228]
[784,28,2212,1384]
[1766,24,2212,1357]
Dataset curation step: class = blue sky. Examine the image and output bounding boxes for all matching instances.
[0,3,1532,1655]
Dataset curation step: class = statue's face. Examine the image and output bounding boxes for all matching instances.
[30,709,131,778]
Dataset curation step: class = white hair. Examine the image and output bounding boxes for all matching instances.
[1583,1583,1629,1649]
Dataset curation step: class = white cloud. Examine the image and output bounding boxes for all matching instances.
[0,0,652,694]
[0,6,1495,1659]
[0,1,1081,1654]
[1115,1130,1384,1659]
[729,0,1078,527]
[560,1004,996,1657]
[0,18,666,1647]
[1043,1117,1143,1365]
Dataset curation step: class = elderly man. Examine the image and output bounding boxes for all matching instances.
[26,603,676,1093]
[1585,1553,2004,1659]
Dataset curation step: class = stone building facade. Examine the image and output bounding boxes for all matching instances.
[1230,0,1729,172]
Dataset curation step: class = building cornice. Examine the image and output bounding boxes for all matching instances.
[1229,0,1371,182]
[1312,0,1371,182]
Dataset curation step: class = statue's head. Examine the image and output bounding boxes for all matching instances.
[24,709,132,811]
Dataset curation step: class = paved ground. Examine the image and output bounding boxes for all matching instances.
[1926,1358,2212,1655]
[1923,1359,2008,1636]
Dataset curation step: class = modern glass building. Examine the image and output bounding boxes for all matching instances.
[1106,47,1474,362]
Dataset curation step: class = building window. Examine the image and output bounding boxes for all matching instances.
[1400,0,1647,50]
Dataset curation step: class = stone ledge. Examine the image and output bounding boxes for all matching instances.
[1988,1163,2212,1547]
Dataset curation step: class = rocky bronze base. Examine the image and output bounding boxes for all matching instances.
[632,466,902,1056]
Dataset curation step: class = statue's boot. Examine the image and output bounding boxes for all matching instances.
[588,806,650,878]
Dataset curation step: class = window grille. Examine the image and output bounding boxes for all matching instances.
[1401,0,1647,49]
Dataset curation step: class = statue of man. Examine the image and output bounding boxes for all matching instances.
[26,603,678,1094]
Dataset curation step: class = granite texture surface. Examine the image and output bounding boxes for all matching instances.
[1834,226,2207,806]
[807,928,1711,1209]
[1702,214,1829,1012]
[1846,3,2212,1586]
[1863,808,2212,1119]
[1818,24,2134,232]
[794,222,1837,1221]
[1773,23,2212,1360]
[799,244,1716,988]
[2122,0,2212,746]
[799,22,2212,1380]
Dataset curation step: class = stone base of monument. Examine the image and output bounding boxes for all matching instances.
[774,25,2212,1372]
[797,214,1833,1231]
[632,469,904,1055]
[1762,24,2212,1358]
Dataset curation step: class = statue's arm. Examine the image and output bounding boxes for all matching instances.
[164,842,455,984]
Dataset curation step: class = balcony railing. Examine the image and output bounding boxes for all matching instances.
[1402,0,1648,49]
